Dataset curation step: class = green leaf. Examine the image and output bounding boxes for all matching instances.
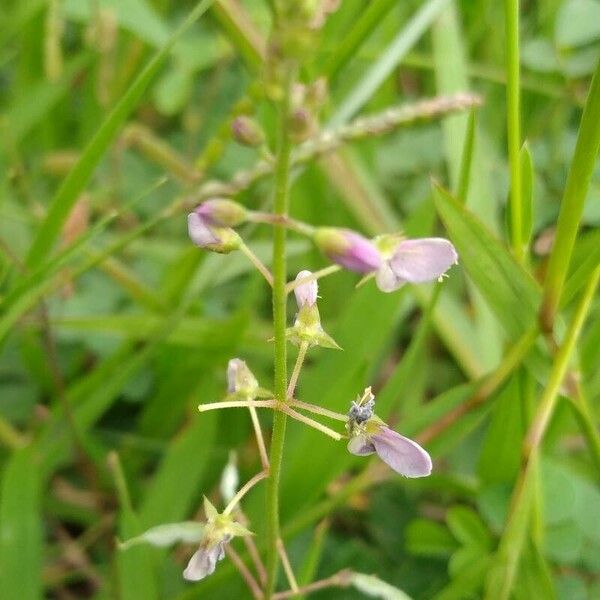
[0,447,42,600]
[405,518,458,558]
[433,183,541,339]
[117,509,160,600]
[477,376,526,484]
[446,505,493,550]
[330,0,451,125]
[25,0,214,270]
[555,0,600,48]
[139,415,217,528]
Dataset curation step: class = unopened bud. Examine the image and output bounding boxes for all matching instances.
[231,116,265,147]
[288,108,313,142]
[187,213,240,254]
[227,358,259,396]
[294,270,318,308]
[196,199,248,227]
[314,227,381,273]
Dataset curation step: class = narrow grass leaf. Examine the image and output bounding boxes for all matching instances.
[0,446,43,600]
[25,0,214,269]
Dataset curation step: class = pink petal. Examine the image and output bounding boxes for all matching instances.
[371,427,432,477]
[347,435,376,456]
[188,213,219,247]
[183,541,226,581]
[294,270,318,308]
[389,238,458,283]
[375,262,406,293]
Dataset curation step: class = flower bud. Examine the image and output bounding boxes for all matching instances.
[231,116,265,147]
[313,227,382,273]
[187,212,240,254]
[196,199,248,227]
[288,108,313,142]
[293,270,318,308]
[227,358,259,396]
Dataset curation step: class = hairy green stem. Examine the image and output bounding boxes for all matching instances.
[265,79,294,598]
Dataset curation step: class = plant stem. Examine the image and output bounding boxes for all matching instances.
[224,470,269,515]
[265,73,295,599]
[504,0,523,262]
[277,538,299,592]
[250,212,316,237]
[239,240,274,286]
[287,342,308,398]
[289,399,348,422]
[225,546,263,600]
[248,406,270,471]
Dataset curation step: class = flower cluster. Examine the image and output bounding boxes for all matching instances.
[187,199,458,294]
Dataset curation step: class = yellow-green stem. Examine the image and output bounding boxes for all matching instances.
[265,77,294,598]
[504,0,523,261]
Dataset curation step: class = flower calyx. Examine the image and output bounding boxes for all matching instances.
[226,358,272,401]
[183,497,253,582]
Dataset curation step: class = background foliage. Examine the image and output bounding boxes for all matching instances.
[1,0,599,598]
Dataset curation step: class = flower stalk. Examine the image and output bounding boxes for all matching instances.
[265,69,295,598]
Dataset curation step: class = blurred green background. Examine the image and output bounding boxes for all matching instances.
[1,0,599,598]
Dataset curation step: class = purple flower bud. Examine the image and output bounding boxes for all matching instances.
[187,212,240,254]
[231,116,265,147]
[314,227,382,273]
[376,237,458,293]
[293,270,318,308]
[195,199,248,227]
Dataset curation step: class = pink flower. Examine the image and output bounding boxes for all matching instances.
[375,237,458,293]
[313,227,382,273]
[346,387,432,477]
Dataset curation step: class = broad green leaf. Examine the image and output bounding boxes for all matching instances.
[477,376,526,484]
[446,505,493,550]
[433,554,491,600]
[433,183,541,339]
[0,447,42,600]
[405,518,458,557]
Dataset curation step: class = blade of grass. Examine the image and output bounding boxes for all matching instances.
[25,0,214,270]
[330,0,451,126]
[0,446,43,600]
[540,58,600,332]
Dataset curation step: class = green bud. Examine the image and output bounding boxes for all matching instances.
[231,116,265,147]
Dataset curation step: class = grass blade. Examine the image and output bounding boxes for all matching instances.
[25,0,214,270]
